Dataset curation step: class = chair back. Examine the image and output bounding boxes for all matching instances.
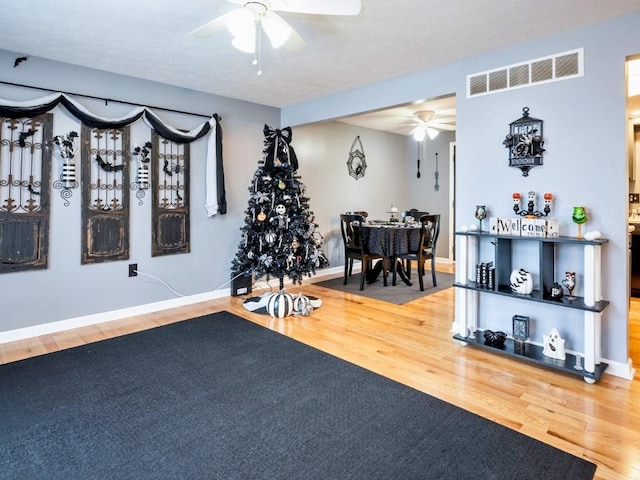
[402,209,429,220]
[419,214,440,253]
[345,211,368,218]
[340,213,367,250]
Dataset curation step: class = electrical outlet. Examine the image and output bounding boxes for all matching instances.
[129,263,138,277]
[631,193,640,203]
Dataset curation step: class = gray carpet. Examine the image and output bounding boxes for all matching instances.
[0,312,596,480]
[315,269,454,304]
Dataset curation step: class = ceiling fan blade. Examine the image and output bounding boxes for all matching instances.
[429,122,456,131]
[262,12,293,49]
[282,26,305,51]
[271,0,361,15]
[189,11,235,38]
[432,116,456,124]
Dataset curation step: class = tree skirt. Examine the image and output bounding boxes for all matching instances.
[243,292,322,315]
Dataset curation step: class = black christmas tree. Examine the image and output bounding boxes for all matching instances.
[231,125,328,290]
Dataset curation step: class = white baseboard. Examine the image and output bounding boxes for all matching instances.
[0,267,344,345]
[0,289,231,345]
[603,357,636,380]
[2,265,633,382]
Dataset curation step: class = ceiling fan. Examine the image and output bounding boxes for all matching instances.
[190,0,361,73]
[403,110,456,141]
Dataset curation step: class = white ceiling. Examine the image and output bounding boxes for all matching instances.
[1,0,640,134]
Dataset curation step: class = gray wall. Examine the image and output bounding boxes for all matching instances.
[3,11,640,370]
[0,49,279,330]
[283,14,640,366]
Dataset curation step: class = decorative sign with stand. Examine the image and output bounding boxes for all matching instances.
[503,107,545,176]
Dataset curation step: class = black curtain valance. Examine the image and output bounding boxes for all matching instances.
[0,92,226,215]
[0,92,216,143]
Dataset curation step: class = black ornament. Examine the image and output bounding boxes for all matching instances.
[484,330,507,348]
[347,136,366,180]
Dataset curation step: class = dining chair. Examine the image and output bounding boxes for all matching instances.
[345,211,368,275]
[345,211,368,218]
[401,209,429,221]
[340,213,385,290]
[393,214,440,291]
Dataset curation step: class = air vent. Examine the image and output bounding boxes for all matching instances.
[467,48,583,98]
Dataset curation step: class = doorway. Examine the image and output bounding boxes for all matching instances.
[449,142,456,262]
[626,55,640,366]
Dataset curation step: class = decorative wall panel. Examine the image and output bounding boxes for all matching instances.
[81,124,130,264]
[151,131,190,256]
[0,114,52,273]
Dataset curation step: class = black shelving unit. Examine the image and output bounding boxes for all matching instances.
[454,230,609,383]
[453,331,607,381]
[453,281,609,312]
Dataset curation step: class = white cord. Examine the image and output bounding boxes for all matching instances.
[135,270,185,297]
[216,271,245,291]
[252,280,273,295]
[134,269,267,298]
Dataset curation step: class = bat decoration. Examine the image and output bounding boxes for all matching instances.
[27,184,40,196]
[95,154,123,172]
[18,129,35,147]
[163,160,182,176]
[13,56,28,67]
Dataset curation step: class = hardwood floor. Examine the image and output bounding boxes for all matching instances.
[2,265,639,480]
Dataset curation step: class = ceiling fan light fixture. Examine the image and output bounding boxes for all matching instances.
[261,13,292,49]
[226,8,255,39]
[412,127,426,142]
[232,34,255,53]
[426,127,440,140]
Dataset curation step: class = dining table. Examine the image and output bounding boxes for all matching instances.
[360,221,422,286]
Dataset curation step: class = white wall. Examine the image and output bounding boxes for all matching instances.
[405,131,455,260]
[283,13,640,368]
[291,121,407,267]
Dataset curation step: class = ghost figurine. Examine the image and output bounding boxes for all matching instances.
[542,328,566,360]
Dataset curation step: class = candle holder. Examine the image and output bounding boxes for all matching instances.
[474,205,487,231]
[572,206,587,239]
[562,271,577,300]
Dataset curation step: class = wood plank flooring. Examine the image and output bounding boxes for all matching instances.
[1,265,639,480]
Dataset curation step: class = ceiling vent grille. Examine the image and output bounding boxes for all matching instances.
[467,48,583,98]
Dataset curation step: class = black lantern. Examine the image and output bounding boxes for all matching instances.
[503,107,545,177]
[512,314,530,352]
[347,136,367,180]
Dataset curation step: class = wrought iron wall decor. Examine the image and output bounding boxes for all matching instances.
[130,141,152,205]
[0,92,226,216]
[503,107,545,176]
[81,124,130,264]
[151,131,190,256]
[0,114,52,273]
[347,135,366,180]
[52,130,79,206]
